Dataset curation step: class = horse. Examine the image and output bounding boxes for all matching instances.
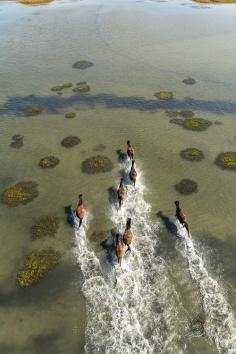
[117,178,126,209]
[76,194,86,228]
[127,140,135,160]
[116,234,123,266]
[123,218,133,253]
[174,201,190,237]
[129,160,137,187]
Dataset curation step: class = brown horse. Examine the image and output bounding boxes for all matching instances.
[76,194,86,228]
[117,178,126,209]
[127,140,135,160]
[174,201,190,237]
[123,218,133,253]
[129,160,137,187]
[116,234,123,266]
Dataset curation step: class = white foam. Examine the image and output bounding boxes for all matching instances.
[176,222,236,353]
[74,159,184,354]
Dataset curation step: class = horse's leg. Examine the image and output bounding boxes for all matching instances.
[79,218,82,228]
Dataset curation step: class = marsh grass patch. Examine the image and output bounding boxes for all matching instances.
[81,155,114,174]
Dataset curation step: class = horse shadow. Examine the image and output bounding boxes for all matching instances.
[116,149,126,163]
[156,210,177,235]
[64,205,75,227]
[107,186,117,206]
[100,229,118,266]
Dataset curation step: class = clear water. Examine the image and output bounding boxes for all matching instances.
[1,0,236,353]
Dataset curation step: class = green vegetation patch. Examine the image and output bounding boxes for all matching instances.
[182,78,196,85]
[51,83,73,92]
[64,112,76,119]
[25,106,43,116]
[72,82,90,93]
[31,216,59,239]
[215,152,236,171]
[1,181,38,206]
[17,249,61,288]
[81,155,114,174]
[72,61,94,70]
[61,136,80,148]
[39,156,60,168]
[154,91,174,100]
[175,179,198,195]
[180,148,204,162]
[183,118,212,131]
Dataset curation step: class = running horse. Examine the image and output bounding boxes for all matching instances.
[129,160,137,187]
[174,201,190,237]
[116,234,123,266]
[127,140,135,160]
[76,194,86,228]
[123,218,133,253]
[117,178,126,209]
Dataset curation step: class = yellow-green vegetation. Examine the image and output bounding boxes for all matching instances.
[72,61,94,70]
[31,216,59,239]
[64,112,76,119]
[25,106,43,116]
[154,91,174,100]
[81,155,114,174]
[73,82,90,93]
[17,249,61,288]
[183,118,212,131]
[39,156,59,168]
[17,0,54,4]
[215,152,236,171]
[175,179,198,195]
[180,148,204,162]
[51,83,73,92]
[61,136,81,148]
[1,181,38,206]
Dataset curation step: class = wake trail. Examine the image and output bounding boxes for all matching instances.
[176,223,236,354]
[74,159,184,354]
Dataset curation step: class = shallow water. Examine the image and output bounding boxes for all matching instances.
[1,0,236,352]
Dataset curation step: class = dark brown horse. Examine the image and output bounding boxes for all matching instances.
[129,160,137,187]
[174,201,190,237]
[127,140,135,160]
[76,194,86,228]
[116,234,123,266]
[123,218,133,253]
[117,178,126,209]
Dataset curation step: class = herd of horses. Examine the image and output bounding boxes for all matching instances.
[75,141,190,266]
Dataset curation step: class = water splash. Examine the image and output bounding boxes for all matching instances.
[74,160,185,354]
[176,222,236,353]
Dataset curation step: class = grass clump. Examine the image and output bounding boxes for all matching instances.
[72,61,94,70]
[215,152,236,171]
[31,216,59,239]
[175,179,198,195]
[180,148,204,162]
[64,112,76,119]
[183,118,212,131]
[154,91,174,100]
[61,136,80,148]
[1,181,38,206]
[81,155,114,174]
[182,78,196,85]
[10,134,24,148]
[25,106,43,116]
[73,82,90,93]
[17,249,61,288]
[39,156,59,168]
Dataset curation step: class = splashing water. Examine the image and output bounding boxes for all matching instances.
[74,159,185,354]
[176,222,236,354]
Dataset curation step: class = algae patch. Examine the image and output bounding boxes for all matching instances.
[1,181,38,206]
[180,148,204,162]
[175,179,198,194]
[215,152,236,171]
[61,136,80,148]
[154,91,174,100]
[25,106,43,116]
[183,118,212,131]
[17,249,61,288]
[31,216,59,239]
[64,112,76,119]
[72,61,94,70]
[81,156,114,174]
[39,156,59,168]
